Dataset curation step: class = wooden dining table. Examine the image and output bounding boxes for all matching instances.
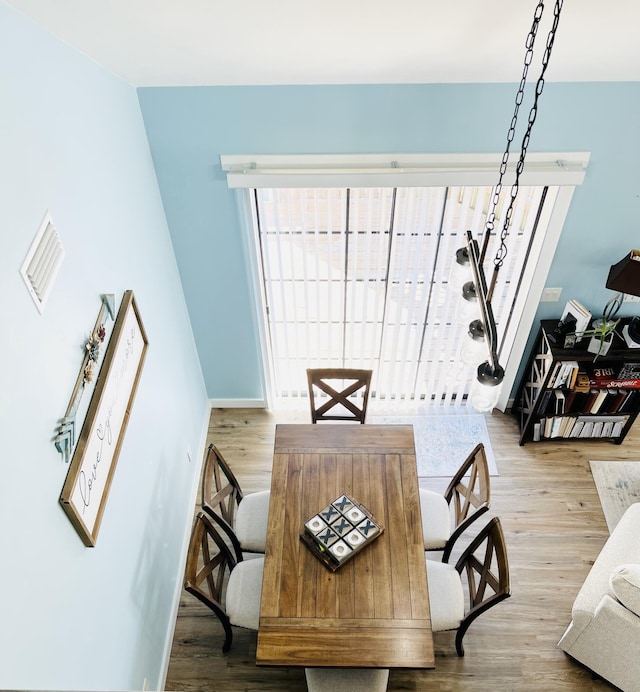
[256,423,434,668]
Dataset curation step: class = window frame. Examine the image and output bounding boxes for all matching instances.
[227,153,589,411]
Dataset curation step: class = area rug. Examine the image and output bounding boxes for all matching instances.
[369,414,498,478]
[589,460,640,532]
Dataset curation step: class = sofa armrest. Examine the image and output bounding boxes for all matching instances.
[572,503,640,617]
[560,594,640,692]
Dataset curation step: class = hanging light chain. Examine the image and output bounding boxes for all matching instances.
[481,0,545,264]
[493,0,564,270]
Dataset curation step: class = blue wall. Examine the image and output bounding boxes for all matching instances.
[0,4,209,690]
[138,82,640,401]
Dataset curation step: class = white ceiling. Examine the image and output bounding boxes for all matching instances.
[5,0,640,87]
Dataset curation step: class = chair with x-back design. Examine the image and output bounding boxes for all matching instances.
[184,511,264,653]
[201,443,270,562]
[419,442,491,563]
[426,516,511,655]
[306,368,373,424]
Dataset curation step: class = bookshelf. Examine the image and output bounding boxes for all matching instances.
[514,319,640,445]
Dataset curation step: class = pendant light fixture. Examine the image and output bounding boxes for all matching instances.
[458,0,564,412]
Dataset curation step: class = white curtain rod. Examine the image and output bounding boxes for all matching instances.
[220,152,590,188]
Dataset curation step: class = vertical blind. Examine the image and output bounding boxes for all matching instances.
[253,184,555,411]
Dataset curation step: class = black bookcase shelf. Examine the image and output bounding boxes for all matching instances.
[514,320,640,445]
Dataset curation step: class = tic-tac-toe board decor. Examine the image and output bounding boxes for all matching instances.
[300,494,383,571]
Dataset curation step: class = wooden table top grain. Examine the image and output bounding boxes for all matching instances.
[257,424,434,668]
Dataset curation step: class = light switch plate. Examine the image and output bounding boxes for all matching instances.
[541,287,562,302]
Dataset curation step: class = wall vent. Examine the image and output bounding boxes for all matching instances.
[20,211,65,314]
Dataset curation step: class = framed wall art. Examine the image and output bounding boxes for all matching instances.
[60,290,148,546]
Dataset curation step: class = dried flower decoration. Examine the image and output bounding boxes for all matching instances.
[83,324,106,384]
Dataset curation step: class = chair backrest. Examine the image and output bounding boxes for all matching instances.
[442,442,491,561]
[201,444,244,562]
[184,511,238,652]
[306,368,373,423]
[453,516,511,655]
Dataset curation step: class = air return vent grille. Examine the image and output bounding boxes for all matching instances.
[20,212,65,313]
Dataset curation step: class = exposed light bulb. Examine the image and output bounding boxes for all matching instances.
[449,247,472,294]
[469,361,505,413]
[456,281,480,325]
[460,320,488,365]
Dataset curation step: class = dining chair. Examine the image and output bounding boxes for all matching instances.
[306,368,373,423]
[426,516,511,656]
[304,668,389,692]
[184,511,264,653]
[201,443,270,562]
[419,442,491,563]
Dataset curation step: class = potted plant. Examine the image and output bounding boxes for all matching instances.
[577,318,621,358]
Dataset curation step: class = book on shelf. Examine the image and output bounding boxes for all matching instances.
[554,389,566,414]
[612,420,626,437]
[568,390,589,413]
[560,416,576,437]
[583,389,600,412]
[608,389,628,414]
[537,388,553,415]
[619,389,639,413]
[570,420,584,438]
[579,421,594,437]
[550,417,563,438]
[553,361,579,388]
[533,422,541,442]
[601,421,614,437]
[561,300,591,343]
[537,414,629,440]
[547,361,563,388]
[601,388,622,413]
[564,389,578,412]
[589,390,609,414]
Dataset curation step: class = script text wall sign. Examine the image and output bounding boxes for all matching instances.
[60,290,148,546]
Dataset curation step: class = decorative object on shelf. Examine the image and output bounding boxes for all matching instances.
[60,290,148,546]
[300,494,383,572]
[452,0,564,412]
[572,292,623,359]
[582,317,621,359]
[606,249,640,347]
[54,294,116,463]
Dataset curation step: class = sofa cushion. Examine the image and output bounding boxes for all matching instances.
[571,503,640,620]
[609,563,640,617]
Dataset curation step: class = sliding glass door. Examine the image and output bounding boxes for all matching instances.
[251,184,557,411]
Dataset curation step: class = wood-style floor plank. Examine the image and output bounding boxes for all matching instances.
[165,406,639,690]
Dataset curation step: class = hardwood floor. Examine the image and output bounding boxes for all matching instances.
[165,406,640,691]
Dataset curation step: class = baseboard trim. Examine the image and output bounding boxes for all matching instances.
[209,398,267,408]
[158,407,210,691]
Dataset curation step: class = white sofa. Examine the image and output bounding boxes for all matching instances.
[558,502,640,691]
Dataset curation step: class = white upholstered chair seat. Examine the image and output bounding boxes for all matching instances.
[235,490,270,553]
[304,667,389,692]
[225,555,265,631]
[419,488,451,549]
[425,558,466,631]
